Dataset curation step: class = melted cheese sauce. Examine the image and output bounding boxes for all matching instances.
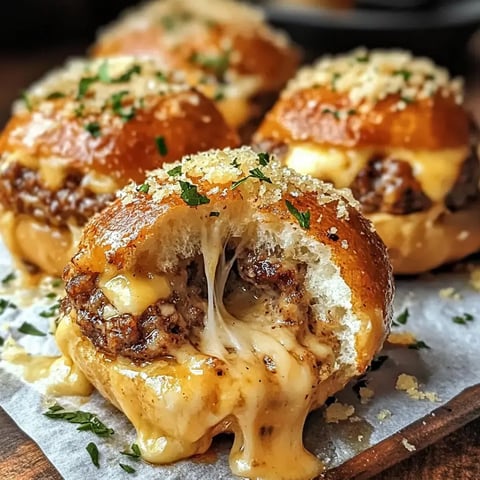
[99,272,171,315]
[286,143,469,203]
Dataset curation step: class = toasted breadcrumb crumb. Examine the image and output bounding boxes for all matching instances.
[377,409,392,421]
[438,287,462,300]
[359,386,375,405]
[396,374,440,402]
[387,331,417,346]
[401,438,416,452]
[325,402,355,423]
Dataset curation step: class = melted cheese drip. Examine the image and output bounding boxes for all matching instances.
[99,272,172,315]
[286,143,469,203]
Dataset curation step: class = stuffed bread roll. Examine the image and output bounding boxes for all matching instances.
[254,48,480,274]
[0,56,238,277]
[57,146,393,480]
[91,0,300,138]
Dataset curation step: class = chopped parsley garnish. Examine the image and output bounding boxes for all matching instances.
[74,104,85,118]
[136,183,150,194]
[77,76,98,100]
[160,11,192,31]
[331,72,341,91]
[21,91,32,111]
[167,165,182,176]
[231,158,240,168]
[452,313,474,325]
[257,152,271,166]
[213,90,225,102]
[44,404,114,437]
[356,54,370,63]
[39,303,60,318]
[18,322,46,337]
[285,200,311,229]
[231,168,272,190]
[86,442,100,468]
[347,109,357,116]
[84,122,101,138]
[393,69,412,82]
[111,91,136,122]
[209,211,220,217]
[120,464,136,474]
[46,91,66,100]
[46,292,57,300]
[321,108,340,120]
[408,340,431,350]
[1,272,15,285]
[0,298,17,315]
[155,136,168,156]
[190,51,230,78]
[367,355,389,372]
[121,443,141,460]
[51,278,62,288]
[98,61,111,83]
[400,96,414,104]
[392,308,409,327]
[0,337,4,347]
[113,65,142,83]
[179,181,210,206]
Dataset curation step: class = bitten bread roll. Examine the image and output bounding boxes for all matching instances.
[57,146,393,480]
[0,57,238,277]
[91,0,300,137]
[254,48,480,274]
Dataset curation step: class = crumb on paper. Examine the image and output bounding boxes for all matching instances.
[348,415,362,423]
[376,409,392,421]
[401,438,416,452]
[438,287,462,300]
[387,331,417,346]
[396,374,440,402]
[359,386,375,405]
[325,402,355,423]
[357,435,364,442]
[469,267,480,292]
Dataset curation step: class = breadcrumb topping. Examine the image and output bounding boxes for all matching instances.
[285,48,464,113]
[119,146,359,215]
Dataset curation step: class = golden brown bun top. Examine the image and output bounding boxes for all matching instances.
[92,0,300,95]
[68,147,393,370]
[0,57,239,184]
[255,48,469,149]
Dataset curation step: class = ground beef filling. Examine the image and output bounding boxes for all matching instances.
[64,250,314,362]
[0,163,115,228]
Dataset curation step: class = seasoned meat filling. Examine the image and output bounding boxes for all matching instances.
[350,157,432,215]
[63,249,313,361]
[0,163,115,228]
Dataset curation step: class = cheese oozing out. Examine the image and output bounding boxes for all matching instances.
[285,143,469,204]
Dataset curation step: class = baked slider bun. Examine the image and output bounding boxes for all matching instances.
[57,146,393,480]
[254,49,480,274]
[0,57,238,277]
[91,0,300,137]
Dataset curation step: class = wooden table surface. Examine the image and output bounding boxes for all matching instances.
[1,35,480,480]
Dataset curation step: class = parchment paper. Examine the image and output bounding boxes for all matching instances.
[0,240,479,479]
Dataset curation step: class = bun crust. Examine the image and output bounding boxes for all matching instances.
[256,87,469,150]
[58,147,393,479]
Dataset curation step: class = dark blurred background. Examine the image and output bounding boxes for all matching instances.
[0,0,479,125]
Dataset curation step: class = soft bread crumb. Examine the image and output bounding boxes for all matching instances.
[401,438,416,452]
[438,287,462,300]
[396,374,440,402]
[359,386,375,405]
[387,331,417,346]
[324,402,355,423]
[377,409,392,421]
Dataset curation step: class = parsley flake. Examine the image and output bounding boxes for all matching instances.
[46,91,66,100]
[231,168,272,190]
[155,71,168,82]
[452,313,474,325]
[111,91,136,122]
[1,272,15,285]
[190,51,230,78]
[285,200,310,229]
[86,442,100,468]
[356,54,370,63]
[46,292,57,300]
[0,337,4,347]
[322,108,340,120]
[120,464,136,474]
[77,76,97,100]
[84,122,101,138]
[98,61,111,83]
[18,322,46,337]
[179,181,210,206]
[51,278,62,288]
[392,308,409,327]
[21,91,32,111]
[136,183,150,194]
[213,90,225,102]
[257,152,270,166]
[400,96,414,104]
[408,340,431,350]
[74,104,85,118]
[331,72,341,91]
[113,65,142,83]
[39,303,60,318]
[0,298,17,315]
[44,404,114,437]
[121,443,141,460]
[394,69,412,81]
[155,136,168,156]
[167,165,182,176]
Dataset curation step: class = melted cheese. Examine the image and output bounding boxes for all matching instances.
[99,272,172,315]
[38,157,70,190]
[286,143,469,203]
[81,171,119,195]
